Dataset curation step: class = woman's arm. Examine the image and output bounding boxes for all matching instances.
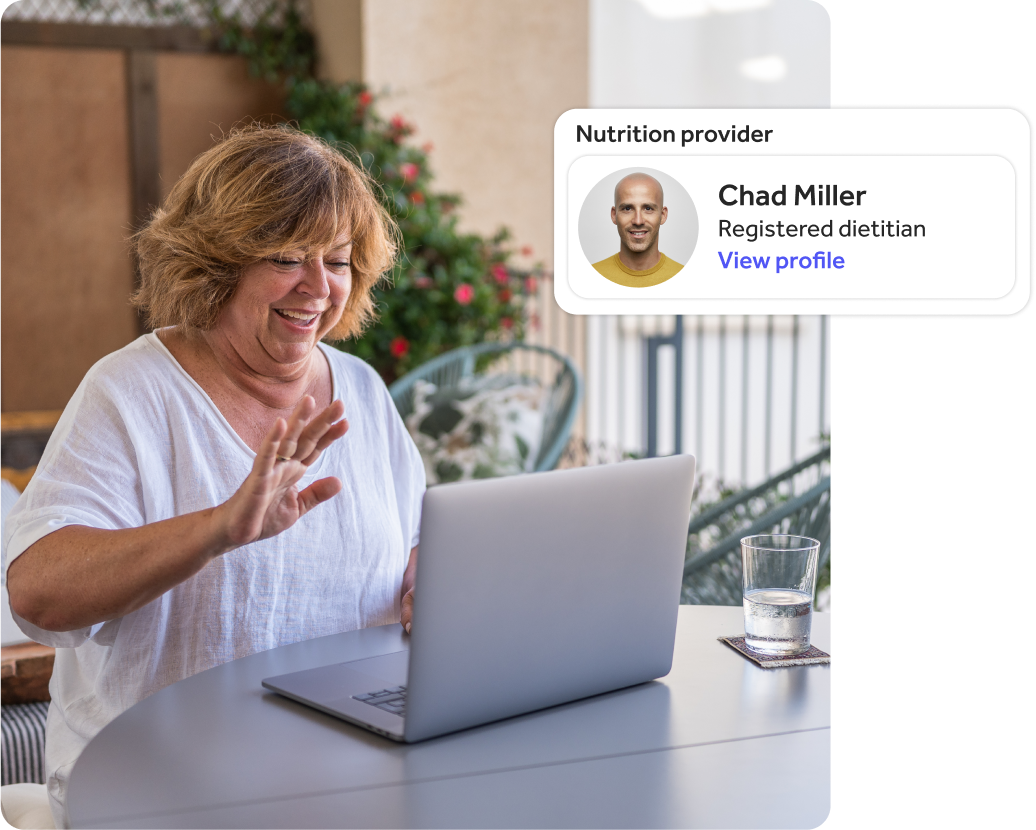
[7,396,347,633]
[400,545,418,634]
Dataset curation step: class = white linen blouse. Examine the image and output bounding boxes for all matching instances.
[2,332,425,827]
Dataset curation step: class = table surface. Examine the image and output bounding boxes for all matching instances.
[68,605,830,829]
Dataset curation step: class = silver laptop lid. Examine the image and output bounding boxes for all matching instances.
[404,454,696,742]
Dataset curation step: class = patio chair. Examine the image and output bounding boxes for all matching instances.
[0,782,54,828]
[389,342,583,473]
[682,446,830,605]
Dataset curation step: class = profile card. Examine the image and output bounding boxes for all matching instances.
[554,109,1029,315]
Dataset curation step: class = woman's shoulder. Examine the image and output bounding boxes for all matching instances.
[60,336,192,422]
[83,333,179,384]
[24,336,184,507]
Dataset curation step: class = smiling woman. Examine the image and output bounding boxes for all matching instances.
[0,125,425,828]
[133,125,393,341]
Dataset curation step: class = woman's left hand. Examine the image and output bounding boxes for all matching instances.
[7,397,349,633]
[216,396,349,548]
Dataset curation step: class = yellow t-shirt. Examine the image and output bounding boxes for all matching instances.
[591,252,685,288]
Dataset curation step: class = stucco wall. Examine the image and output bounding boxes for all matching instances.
[313,0,589,271]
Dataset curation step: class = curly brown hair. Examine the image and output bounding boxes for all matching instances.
[132,124,398,340]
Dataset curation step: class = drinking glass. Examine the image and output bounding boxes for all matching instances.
[740,534,820,656]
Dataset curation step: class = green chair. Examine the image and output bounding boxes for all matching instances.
[682,446,831,605]
[389,342,583,473]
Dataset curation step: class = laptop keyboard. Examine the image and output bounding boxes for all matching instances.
[353,686,407,717]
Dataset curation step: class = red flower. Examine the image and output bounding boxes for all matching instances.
[524,276,538,294]
[357,91,373,107]
[409,191,425,205]
[413,274,433,289]
[498,288,512,303]
[454,283,475,305]
[399,162,419,183]
[501,317,514,330]
[388,114,411,144]
[491,263,509,284]
[520,245,533,257]
[390,336,409,358]
[421,141,435,154]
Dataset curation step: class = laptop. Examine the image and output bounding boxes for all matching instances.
[262,454,696,743]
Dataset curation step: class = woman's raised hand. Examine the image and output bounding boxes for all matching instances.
[216,396,349,548]
[8,397,349,632]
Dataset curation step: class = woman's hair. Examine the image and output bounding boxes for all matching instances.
[133,124,398,340]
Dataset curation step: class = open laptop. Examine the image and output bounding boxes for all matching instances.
[262,454,696,742]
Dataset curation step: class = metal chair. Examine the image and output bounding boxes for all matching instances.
[388,342,583,473]
[682,446,830,605]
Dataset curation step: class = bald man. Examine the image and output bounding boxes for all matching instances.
[592,173,685,287]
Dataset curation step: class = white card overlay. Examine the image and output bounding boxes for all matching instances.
[554,109,1030,314]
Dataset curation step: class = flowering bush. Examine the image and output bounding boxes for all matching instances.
[282,81,542,382]
[204,0,541,383]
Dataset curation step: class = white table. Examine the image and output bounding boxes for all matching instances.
[68,605,830,828]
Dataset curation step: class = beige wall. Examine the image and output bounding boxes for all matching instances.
[313,0,589,271]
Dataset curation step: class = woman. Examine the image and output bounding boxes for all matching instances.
[2,125,425,827]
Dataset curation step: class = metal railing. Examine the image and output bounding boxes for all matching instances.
[586,313,829,489]
[519,276,829,491]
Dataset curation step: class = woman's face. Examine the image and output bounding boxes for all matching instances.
[216,231,353,373]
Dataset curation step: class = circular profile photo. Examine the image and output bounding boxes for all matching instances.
[578,167,698,288]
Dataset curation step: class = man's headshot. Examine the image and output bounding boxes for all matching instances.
[577,167,698,288]
[591,172,687,288]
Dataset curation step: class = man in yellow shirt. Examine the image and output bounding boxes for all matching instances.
[593,172,685,287]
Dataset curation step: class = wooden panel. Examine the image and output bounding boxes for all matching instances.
[127,49,161,230]
[1,410,59,470]
[1,45,138,412]
[0,411,62,432]
[1,642,55,704]
[1,20,217,52]
[310,0,363,82]
[156,52,284,200]
[1,467,37,492]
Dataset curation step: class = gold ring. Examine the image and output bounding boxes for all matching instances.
[276,455,292,463]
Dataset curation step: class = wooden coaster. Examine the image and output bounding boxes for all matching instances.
[719,636,830,668]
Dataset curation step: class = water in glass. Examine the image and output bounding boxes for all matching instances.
[743,588,812,655]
